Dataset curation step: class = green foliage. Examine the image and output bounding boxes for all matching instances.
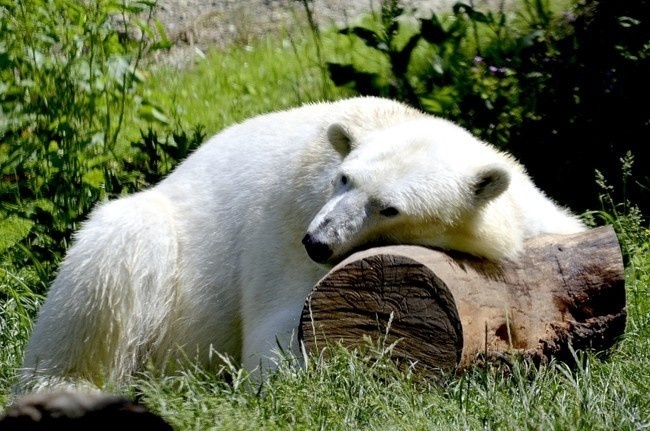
[0,0,170,283]
[326,0,649,213]
[507,0,649,214]
[111,125,207,194]
[124,332,649,430]
[327,0,422,105]
[326,0,540,148]
[0,267,43,404]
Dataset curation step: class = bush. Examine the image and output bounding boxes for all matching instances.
[0,0,177,284]
[326,0,649,214]
[508,0,649,214]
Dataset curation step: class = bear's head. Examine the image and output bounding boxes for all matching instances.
[302,118,516,264]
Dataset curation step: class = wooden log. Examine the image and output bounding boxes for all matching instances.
[299,226,626,379]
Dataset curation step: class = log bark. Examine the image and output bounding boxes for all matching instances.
[299,226,626,379]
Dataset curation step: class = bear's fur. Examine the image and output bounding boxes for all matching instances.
[19,97,584,390]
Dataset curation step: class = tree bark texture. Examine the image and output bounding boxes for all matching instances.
[299,226,626,378]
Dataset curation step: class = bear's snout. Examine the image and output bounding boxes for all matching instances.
[302,233,333,264]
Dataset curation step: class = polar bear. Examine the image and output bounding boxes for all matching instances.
[19,97,584,390]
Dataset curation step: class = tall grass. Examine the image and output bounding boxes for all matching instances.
[130,326,649,430]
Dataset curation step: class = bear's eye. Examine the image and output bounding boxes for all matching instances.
[340,175,348,186]
[379,207,399,217]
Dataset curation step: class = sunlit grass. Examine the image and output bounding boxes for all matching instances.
[132,318,649,430]
[139,33,350,140]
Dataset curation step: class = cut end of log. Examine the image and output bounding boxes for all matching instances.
[299,226,626,378]
[299,253,463,379]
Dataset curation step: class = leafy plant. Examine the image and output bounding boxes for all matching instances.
[327,0,422,105]
[0,0,169,283]
[507,0,649,213]
[118,125,206,193]
[325,0,549,148]
[325,0,649,214]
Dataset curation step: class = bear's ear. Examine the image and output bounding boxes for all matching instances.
[472,165,510,203]
[327,123,353,157]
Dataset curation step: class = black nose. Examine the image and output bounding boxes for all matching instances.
[302,234,333,263]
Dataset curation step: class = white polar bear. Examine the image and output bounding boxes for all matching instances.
[19,97,584,390]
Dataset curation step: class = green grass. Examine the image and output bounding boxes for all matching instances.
[116,236,650,430]
[138,33,351,140]
[124,219,648,430]
[130,295,650,430]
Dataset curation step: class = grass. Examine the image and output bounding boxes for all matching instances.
[127,207,647,431]
[138,28,354,140]
[124,233,649,430]
[131,313,649,430]
[1,1,649,429]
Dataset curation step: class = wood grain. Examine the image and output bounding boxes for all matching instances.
[299,226,626,378]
